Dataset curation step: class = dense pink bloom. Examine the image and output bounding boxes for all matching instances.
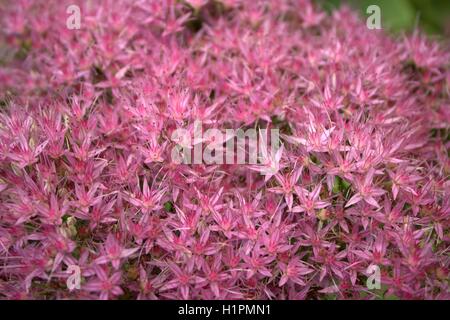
[0,0,449,300]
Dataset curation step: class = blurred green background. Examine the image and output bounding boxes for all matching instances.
[318,0,450,35]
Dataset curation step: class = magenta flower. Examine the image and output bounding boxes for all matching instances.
[95,234,139,270]
[345,169,386,209]
[269,167,303,210]
[292,185,330,216]
[84,266,123,300]
[279,258,314,286]
[124,178,167,214]
[36,193,69,226]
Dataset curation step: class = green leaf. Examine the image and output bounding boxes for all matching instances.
[332,176,351,195]
[164,201,174,212]
[340,0,415,32]
[317,0,450,34]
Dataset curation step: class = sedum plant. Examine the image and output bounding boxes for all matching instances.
[0,0,448,300]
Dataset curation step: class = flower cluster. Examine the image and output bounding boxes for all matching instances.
[0,0,449,300]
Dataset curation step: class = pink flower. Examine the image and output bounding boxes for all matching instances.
[279,258,314,286]
[160,262,202,300]
[84,266,123,300]
[124,178,167,214]
[292,185,330,216]
[345,169,385,209]
[269,167,302,210]
[36,193,69,226]
[95,234,139,270]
